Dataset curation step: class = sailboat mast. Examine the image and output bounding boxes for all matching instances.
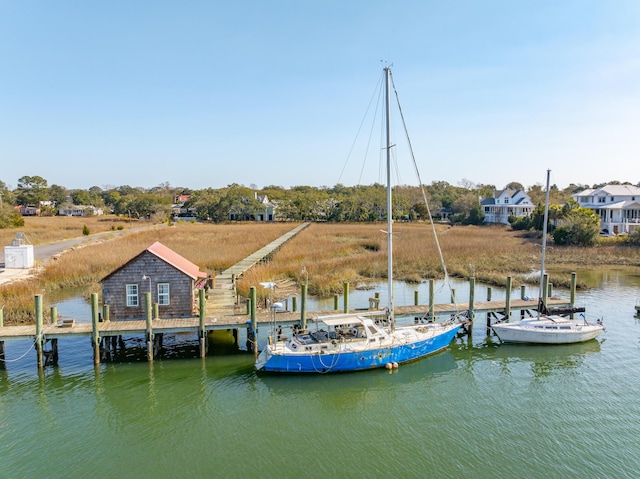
[539,169,551,311]
[384,66,395,329]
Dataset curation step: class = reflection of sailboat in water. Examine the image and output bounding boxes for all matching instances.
[255,66,462,373]
[492,169,604,344]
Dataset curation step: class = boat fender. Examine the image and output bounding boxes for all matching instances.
[385,363,393,370]
[392,362,399,369]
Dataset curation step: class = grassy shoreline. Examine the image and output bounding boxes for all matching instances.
[2,221,639,325]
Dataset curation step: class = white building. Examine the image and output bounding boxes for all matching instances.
[481,189,534,225]
[572,184,640,235]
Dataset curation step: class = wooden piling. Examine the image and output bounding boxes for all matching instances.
[199,288,206,358]
[429,279,434,321]
[343,282,349,313]
[451,288,456,304]
[0,309,4,369]
[153,303,159,320]
[505,276,512,320]
[35,294,44,368]
[333,294,339,311]
[301,284,307,331]
[50,306,58,326]
[487,287,492,301]
[520,285,526,300]
[570,272,577,319]
[292,296,297,312]
[414,290,419,306]
[144,292,153,362]
[542,273,549,309]
[468,277,475,319]
[91,293,100,365]
[250,286,257,357]
[548,282,553,298]
[102,304,110,323]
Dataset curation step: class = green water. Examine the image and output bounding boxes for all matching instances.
[1,272,640,479]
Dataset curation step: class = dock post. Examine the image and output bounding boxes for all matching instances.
[414,290,419,306]
[570,272,577,318]
[520,285,526,319]
[505,276,512,320]
[292,296,297,312]
[301,284,307,331]
[153,303,159,320]
[343,282,349,313]
[451,288,456,304]
[548,282,553,298]
[144,292,153,362]
[91,293,100,365]
[542,274,549,310]
[468,277,475,320]
[199,288,206,358]
[0,308,3,368]
[102,304,110,323]
[487,287,492,301]
[50,306,58,325]
[250,286,257,357]
[429,279,434,321]
[333,294,339,311]
[245,299,250,314]
[35,294,44,369]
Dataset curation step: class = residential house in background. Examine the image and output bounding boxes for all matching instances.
[228,193,276,221]
[58,204,104,216]
[481,189,534,225]
[572,184,640,235]
[100,241,208,320]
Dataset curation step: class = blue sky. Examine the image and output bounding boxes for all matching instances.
[2,1,639,191]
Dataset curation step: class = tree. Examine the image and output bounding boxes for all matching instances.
[16,175,48,205]
[552,208,600,246]
[48,184,68,206]
[505,181,524,191]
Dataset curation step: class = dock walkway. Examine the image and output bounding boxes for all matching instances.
[206,222,310,317]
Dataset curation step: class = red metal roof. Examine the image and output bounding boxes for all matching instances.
[146,241,207,280]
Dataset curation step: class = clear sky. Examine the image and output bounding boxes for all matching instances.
[2,1,639,192]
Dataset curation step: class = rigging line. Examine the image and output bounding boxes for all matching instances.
[389,71,452,287]
[338,70,385,186]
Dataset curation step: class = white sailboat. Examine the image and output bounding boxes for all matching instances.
[255,66,462,373]
[492,169,604,344]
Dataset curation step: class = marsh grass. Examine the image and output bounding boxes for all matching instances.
[0,215,136,246]
[2,221,639,324]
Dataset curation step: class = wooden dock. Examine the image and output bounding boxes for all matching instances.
[206,222,310,316]
[0,223,582,369]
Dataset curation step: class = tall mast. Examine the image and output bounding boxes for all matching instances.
[539,169,551,315]
[384,66,394,330]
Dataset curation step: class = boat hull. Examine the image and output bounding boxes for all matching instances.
[492,319,603,344]
[257,323,461,373]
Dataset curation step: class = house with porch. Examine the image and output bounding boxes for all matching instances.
[100,242,208,320]
[572,184,640,235]
[480,189,534,225]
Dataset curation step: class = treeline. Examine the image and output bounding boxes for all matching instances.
[0,175,637,227]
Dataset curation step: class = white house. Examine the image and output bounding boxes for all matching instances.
[481,189,534,225]
[572,184,640,235]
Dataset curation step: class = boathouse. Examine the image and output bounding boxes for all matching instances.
[100,241,208,320]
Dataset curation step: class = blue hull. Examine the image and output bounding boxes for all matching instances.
[260,324,461,373]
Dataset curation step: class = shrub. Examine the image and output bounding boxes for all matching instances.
[82,225,90,235]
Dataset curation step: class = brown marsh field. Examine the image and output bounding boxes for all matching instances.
[2,218,639,324]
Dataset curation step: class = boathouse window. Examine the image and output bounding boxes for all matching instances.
[126,284,139,307]
[158,283,170,305]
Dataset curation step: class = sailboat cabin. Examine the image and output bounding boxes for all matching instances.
[100,241,208,320]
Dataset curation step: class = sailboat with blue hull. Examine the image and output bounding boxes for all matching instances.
[255,66,462,373]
